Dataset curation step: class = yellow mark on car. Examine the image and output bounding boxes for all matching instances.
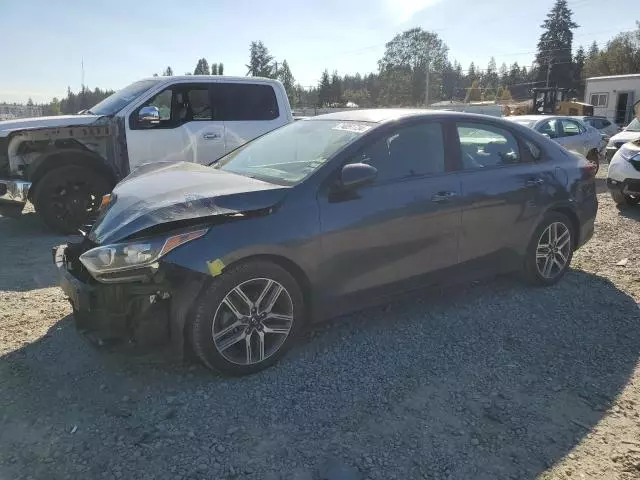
[207,259,225,277]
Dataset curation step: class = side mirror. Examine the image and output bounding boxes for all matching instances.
[340,163,377,190]
[137,106,160,127]
[541,133,551,139]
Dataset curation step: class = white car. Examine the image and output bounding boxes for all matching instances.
[607,139,640,206]
[604,117,640,162]
[507,115,604,169]
[0,76,293,232]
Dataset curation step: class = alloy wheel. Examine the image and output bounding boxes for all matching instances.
[212,278,294,365]
[535,222,571,279]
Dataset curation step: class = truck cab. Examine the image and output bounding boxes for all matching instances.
[0,76,292,233]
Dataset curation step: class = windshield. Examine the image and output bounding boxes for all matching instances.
[89,79,160,116]
[625,118,640,132]
[213,119,373,184]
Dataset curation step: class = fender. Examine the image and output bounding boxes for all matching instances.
[27,148,118,194]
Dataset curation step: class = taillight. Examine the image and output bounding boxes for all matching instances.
[581,162,597,180]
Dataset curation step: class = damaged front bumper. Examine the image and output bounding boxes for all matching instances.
[53,243,204,353]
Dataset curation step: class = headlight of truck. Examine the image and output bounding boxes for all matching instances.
[79,229,208,279]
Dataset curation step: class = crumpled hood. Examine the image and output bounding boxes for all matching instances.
[89,162,289,244]
[0,114,103,137]
[610,129,640,145]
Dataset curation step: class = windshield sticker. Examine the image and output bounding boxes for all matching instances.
[332,123,372,134]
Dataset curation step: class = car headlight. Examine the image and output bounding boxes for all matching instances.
[619,145,640,162]
[79,229,208,279]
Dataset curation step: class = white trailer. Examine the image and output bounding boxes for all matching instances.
[585,74,640,126]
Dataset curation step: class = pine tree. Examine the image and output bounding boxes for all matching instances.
[330,70,343,105]
[535,0,578,87]
[246,41,274,77]
[218,63,224,75]
[277,60,295,106]
[194,58,210,75]
[163,66,173,76]
[318,69,331,107]
[211,63,218,75]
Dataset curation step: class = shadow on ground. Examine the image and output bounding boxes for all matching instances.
[1,270,639,479]
[0,212,75,291]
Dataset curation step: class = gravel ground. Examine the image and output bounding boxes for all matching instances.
[2,167,640,480]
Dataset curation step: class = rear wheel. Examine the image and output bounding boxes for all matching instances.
[586,149,600,175]
[610,190,640,206]
[32,165,111,234]
[190,260,305,376]
[521,212,574,286]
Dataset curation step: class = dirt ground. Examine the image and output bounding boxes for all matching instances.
[1,166,640,480]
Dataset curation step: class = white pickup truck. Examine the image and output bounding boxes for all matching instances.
[0,76,293,232]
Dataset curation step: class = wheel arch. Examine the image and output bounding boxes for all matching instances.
[224,253,314,319]
[28,149,117,199]
[547,205,580,248]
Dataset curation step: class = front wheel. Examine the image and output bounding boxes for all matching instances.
[189,260,305,375]
[610,190,640,206]
[521,212,574,286]
[32,165,111,234]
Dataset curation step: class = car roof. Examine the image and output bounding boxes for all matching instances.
[139,75,280,84]
[306,108,505,124]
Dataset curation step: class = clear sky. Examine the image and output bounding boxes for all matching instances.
[0,0,637,103]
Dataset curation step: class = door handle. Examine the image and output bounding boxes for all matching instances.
[524,178,544,187]
[431,191,458,203]
[203,132,221,140]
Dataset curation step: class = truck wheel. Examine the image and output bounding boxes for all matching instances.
[610,190,640,206]
[32,165,111,234]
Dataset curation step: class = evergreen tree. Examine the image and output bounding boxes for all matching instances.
[163,66,173,76]
[194,58,210,75]
[246,41,274,77]
[218,63,224,75]
[211,63,218,75]
[535,0,578,87]
[330,70,343,105]
[277,60,295,106]
[318,69,331,106]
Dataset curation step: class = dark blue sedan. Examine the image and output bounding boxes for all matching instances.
[54,109,598,375]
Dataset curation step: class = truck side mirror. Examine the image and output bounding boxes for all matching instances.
[137,106,160,128]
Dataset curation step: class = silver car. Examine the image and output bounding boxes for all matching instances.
[508,115,604,171]
[576,116,620,138]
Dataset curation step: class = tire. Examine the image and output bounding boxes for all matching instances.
[32,165,111,234]
[610,190,640,206]
[586,149,600,175]
[190,260,305,376]
[521,212,574,286]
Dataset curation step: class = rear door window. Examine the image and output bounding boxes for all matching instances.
[456,122,522,169]
[215,83,279,121]
[560,119,583,137]
[537,120,558,138]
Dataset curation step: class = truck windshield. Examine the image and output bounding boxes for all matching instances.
[89,79,160,116]
[213,120,373,185]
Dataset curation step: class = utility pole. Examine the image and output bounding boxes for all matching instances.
[274,61,278,78]
[425,59,430,107]
[545,59,553,88]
